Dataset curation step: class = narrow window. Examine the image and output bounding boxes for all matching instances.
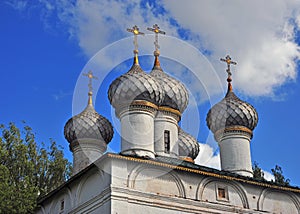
[164,130,170,154]
[216,185,229,201]
[218,188,226,198]
[60,200,64,211]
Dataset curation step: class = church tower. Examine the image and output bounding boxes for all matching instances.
[206,55,258,177]
[64,71,114,174]
[37,27,300,214]
[108,25,164,159]
[148,24,189,158]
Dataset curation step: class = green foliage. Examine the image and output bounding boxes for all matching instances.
[253,161,291,186]
[0,122,72,214]
[252,161,265,181]
[271,165,290,186]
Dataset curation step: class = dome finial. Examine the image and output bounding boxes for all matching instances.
[127,25,144,65]
[83,70,98,105]
[147,24,166,68]
[220,55,237,93]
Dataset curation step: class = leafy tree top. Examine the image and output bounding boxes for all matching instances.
[0,122,72,213]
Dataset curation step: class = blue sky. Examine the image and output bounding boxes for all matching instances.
[1,1,300,186]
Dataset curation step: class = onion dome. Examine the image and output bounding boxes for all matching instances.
[64,71,113,145]
[206,55,258,135]
[150,52,189,113]
[108,25,164,111]
[178,128,200,160]
[64,98,114,145]
[147,24,188,113]
[108,56,164,109]
[206,86,258,134]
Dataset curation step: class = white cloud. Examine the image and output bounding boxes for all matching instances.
[62,0,180,57]
[8,0,300,98]
[263,170,275,181]
[195,143,221,170]
[52,90,72,101]
[161,0,300,97]
[195,144,276,181]
[5,0,28,11]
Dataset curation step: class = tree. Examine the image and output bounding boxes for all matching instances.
[252,161,265,181]
[271,165,290,186]
[0,122,72,213]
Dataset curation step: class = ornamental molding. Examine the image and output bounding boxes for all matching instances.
[116,100,158,118]
[196,177,249,209]
[107,153,300,194]
[70,139,107,153]
[214,126,253,142]
[258,188,300,211]
[157,106,181,121]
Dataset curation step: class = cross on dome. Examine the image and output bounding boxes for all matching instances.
[220,55,237,83]
[147,24,166,54]
[83,70,98,105]
[127,25,145,54]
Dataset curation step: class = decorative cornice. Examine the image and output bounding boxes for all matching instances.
[111,186,256,213]
[158,106,181,121]
[69,139,107,152]
[107,153,300,194]
[116,100,159,118]
[214,126,253,142]
[131,100,159,109]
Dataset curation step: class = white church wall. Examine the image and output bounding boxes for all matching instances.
[128,165,185,197]
[110,185,253,214]
[110,157,300,213]
[111,199,202,214]
[197,178,247,208]
[77,170,107,204]
[37,188,72,214]
[258,189,300,214]
[36,155,300,214]
[36,158,112,214]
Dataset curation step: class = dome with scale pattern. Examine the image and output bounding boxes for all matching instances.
[178,128,200,160]
[108,60,164,110]
[64,104,114,144]
[150,56,189,113]
[206,89,258,134]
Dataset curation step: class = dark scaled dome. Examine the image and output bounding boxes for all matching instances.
[64,102,114,144]
[178,128,200,160]
[150,55,189,113]
[206,86,258,134]
[108,57,164,110]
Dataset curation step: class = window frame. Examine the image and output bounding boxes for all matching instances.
[164,130,170,154]
[216,184,229,202]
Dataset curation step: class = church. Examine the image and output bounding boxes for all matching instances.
[35,25,300,214]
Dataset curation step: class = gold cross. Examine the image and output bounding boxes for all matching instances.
[83,70,98,94]
[127,25,145,53]
[147,24,166,52]
[220,55,237,80]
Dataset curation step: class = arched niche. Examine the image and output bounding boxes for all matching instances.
[197,177,249,208]
[49,187,72,213]
[258,189,300,214]
[128,165,185,198]
[76,169,106,204]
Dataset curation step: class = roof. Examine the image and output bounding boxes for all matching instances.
[37,153,300,205]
